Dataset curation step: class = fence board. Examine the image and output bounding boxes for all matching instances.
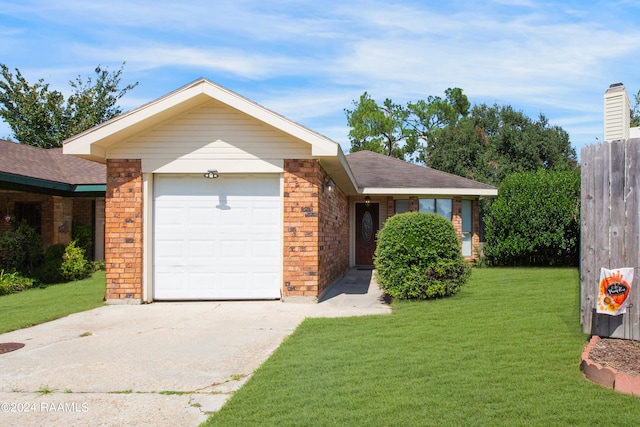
[625,140,640,339]
[581,139,640,340]
[591,142,612,337]
[609,141,627,338]
[580,145,595,331]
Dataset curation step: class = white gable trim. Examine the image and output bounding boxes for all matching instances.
[63,78,339,161]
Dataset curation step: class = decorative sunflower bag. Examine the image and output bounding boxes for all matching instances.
[597,267,634,316]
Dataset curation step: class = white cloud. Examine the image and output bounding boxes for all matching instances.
[1,0,640,152]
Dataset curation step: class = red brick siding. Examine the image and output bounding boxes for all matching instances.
[409,196,418,212]
[385,196,394,221]
[73,199,93,226]
[105,159,143,301]
[0,191,53,244]
[318,168,349,294]
[283,159,349,298]
[283,159,319,298]
[52,196,73,246]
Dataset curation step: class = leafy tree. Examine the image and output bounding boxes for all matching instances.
[631,89,640,128]
[427,103,577,187]
[483,168,580,266]
[345,88,469,162]
[0,63,138,148]
[345,92,414,159]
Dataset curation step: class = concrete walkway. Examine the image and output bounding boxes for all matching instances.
[0,269,390,427]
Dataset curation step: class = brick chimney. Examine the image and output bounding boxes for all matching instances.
[604,83,630,142]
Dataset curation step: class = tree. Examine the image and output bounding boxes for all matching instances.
[631,89,640,128]
[345,92,414,160]
[345,88,469,162]
[427,103,577,186]
[483,168,580,266]
[0,63,138,148]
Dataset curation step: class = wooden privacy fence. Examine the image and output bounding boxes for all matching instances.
[581,138,640,340]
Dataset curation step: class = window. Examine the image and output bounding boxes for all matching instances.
[418,198,452,220]
[15,202,42,234]
[461,199,473,257]
[394,199,410,214]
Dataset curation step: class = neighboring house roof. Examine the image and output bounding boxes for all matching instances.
[0,139,106,195]
[345,150,497,196]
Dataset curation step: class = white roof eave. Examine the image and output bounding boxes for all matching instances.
[360,187,498,196]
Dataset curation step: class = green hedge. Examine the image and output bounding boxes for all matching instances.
[374,212,471,299]
[484,168,580,266]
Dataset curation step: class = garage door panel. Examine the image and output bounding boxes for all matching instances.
[188,240,218,263]
[154,174,281,300]
[155,206,186,227]
[189,206,217,226]
[220,207,248,227]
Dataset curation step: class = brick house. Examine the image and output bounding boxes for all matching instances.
[0,139,105,259]
[63,79,496,304]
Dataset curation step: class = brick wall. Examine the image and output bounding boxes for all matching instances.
[0,191,52,244]
[283,159,349,299]
[318,168,349,294]
[283,159,320,298]
[105,159,143,302]
[385,197,394,222]
[73,199,94,226]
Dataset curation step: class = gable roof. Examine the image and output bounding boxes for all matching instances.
[345,150,497,196]
[63,78,341,163]
[0,139,105,195]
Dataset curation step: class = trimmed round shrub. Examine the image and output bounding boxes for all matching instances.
[374,212,471,299]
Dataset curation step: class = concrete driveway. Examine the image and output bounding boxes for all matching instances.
[0,269,390,427]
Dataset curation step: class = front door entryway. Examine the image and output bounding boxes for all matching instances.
[355,202,379,265]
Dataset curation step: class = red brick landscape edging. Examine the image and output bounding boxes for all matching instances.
[581,336,640,396]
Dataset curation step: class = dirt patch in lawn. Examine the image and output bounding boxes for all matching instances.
[589,338,640,377]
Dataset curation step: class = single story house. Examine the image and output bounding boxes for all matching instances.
[63,79,497,303]
[0,139,105,259]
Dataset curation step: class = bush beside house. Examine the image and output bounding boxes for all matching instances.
[484,168,580,266]
[374,212,471,299]
[0,224,97,295]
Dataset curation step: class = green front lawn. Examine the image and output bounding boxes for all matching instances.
[204,268,640,426]
[0,271,105,334]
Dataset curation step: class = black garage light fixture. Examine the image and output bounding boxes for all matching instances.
[364,196,371,207]
[323,177,335,193]
[204,169,219,179]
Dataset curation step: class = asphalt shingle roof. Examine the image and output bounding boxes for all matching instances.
[345,150,496,190]
[0,139,105,185]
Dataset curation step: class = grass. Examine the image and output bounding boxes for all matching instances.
[0,271,105,334]
[203,268,640,427]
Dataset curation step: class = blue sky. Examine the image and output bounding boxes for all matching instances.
[1,0,640,157]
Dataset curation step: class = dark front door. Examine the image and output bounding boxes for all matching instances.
[355,203,379,265]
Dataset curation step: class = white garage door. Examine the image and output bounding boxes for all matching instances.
[153,174,281,300]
